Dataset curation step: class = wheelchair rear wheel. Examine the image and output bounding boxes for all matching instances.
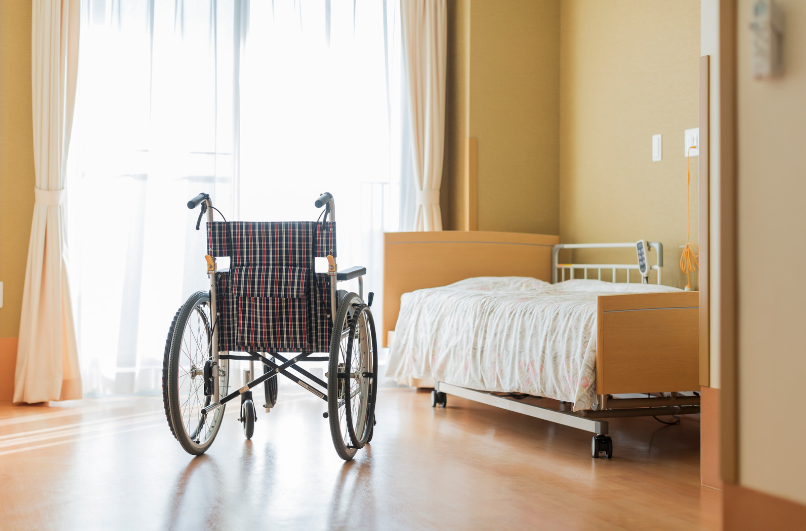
[327,293,378,461]
[163,291,229,455]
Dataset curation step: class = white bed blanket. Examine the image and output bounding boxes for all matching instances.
[385,278,680,411]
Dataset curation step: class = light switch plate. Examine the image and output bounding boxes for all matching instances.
[0,282,3,308]
[652,134,662,161]
[685,128,699,157]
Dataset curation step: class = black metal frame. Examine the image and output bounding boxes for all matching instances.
[217,351,331,404]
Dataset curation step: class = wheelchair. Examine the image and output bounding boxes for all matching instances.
[162,192,378,461]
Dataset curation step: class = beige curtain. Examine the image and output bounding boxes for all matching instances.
[14,0,82,403]
[401,0,447,231]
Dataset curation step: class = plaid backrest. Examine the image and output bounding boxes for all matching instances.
[207,221,334,353]
[231,266,308,298]
[207,221,336,263]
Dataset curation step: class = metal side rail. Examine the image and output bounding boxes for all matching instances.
[435,382,702,437]
[436,382,609,436]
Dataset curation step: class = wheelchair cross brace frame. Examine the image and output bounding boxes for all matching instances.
[225,351,329,400]
[203,351,330,418]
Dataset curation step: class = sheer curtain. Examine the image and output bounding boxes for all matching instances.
[68,0,400,396]
[238,1,401,350]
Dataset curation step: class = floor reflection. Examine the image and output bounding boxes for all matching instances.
[326,446,377,530]
[163,454,224,530]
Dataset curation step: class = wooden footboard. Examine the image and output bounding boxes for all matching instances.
[596,292,699,395]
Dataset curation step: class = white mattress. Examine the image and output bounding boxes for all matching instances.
[385,277,680,411]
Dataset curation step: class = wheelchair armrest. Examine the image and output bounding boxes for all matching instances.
[336,266,366,281]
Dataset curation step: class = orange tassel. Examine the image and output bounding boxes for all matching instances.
[680,146,699,290]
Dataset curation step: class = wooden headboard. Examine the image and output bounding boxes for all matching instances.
[382,231,559,347]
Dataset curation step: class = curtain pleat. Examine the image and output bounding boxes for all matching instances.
[15,0,83,403]
[400,0,446,232]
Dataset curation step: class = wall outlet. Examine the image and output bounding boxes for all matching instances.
[652,134,662,161]
[685,128,699,157]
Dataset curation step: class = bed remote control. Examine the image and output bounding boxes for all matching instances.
[636,240,650,284]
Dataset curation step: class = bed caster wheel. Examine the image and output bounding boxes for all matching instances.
[241,400,256,440]
[431,390,447,408]
[591,435,613,459]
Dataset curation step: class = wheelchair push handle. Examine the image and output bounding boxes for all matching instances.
[187,193,209,210]
[314,192,333,209]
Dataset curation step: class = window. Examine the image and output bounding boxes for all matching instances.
[68,0,401,395]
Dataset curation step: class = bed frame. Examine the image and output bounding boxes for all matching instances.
[383,231,700,458]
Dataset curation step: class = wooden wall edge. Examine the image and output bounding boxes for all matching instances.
[719,0,739,484]
[465,137,478,231]
[699,55,711,387]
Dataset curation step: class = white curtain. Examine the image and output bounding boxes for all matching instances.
[399,0,446,232]
[67,0,242,395]
[68,0,400,396]
[238,1,400,342]
[15,0,83,403]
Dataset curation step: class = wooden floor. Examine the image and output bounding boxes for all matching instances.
[0,388,721,530]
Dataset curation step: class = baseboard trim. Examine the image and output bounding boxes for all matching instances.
[724,483,806,530]
[700,386,722,490]
[0,338,18,402]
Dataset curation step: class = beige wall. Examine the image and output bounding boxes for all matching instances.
[559,0,700,289]
[0,0,35,400]
[470,0,560,235]
[737,0,806,506]
[442,0,560,235]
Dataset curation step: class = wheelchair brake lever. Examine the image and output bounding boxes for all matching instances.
[195,203,207,231]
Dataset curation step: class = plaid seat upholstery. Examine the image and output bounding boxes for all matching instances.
[208,221,335,353]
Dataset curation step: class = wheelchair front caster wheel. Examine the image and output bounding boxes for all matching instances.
[263,361,278,410]
[241,400,256,440]
[431,390,447,408]
[591,435,613,459]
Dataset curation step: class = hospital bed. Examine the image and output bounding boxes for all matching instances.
[382,231,699,458]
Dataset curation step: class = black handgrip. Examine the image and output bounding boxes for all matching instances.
[187,193,208,209]
[314,192,333,208]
